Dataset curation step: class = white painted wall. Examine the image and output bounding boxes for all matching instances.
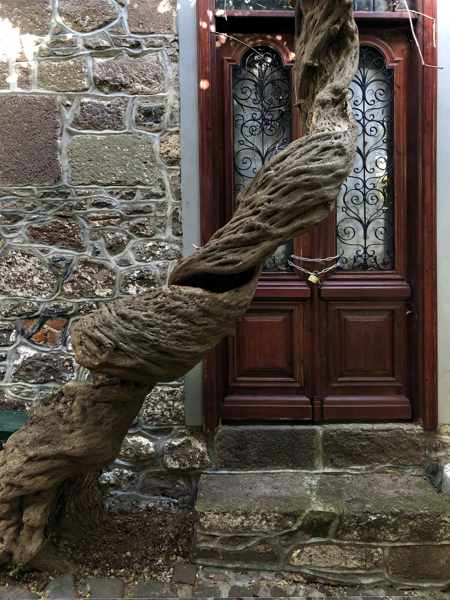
[438,0,450,424]
[178,0,203,426]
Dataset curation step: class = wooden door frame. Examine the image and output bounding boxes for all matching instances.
[196,0,438,431]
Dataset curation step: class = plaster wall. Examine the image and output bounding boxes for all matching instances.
[438,0,450,424]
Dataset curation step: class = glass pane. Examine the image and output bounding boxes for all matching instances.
[232,47,293,272]
[353,0,398,10]
[337,46,395,271]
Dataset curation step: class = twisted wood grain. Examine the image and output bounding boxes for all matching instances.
[0,0,359,568]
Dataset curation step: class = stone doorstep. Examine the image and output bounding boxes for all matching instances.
[194,472,450,586]
[213,425,437,471]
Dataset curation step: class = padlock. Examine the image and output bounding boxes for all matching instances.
[308,273,320,285]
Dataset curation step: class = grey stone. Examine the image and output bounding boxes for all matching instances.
[163,434,210,470]
[0,321,16,346]
[127,203,167,238]
[0,62,10,89]
[214,426,320,470]
[91,228,130,255]
[0,301,39,319]
[128,582,179,598]
[0,586,39,599]
[135,97,167,132]
[119,266,161,295]
[132,240,181,262]
[46,575,77,600]
[171,204,182,237]
[12,350,75,384]
[0,249,59,299]
[94,52,166,95]
[192,586,222,598]
[38,57,90,91]
[27,218,85,251]
[0,0,52,35]
[128,0,177,33]
[0,96,60,186]
[289,544,383,570]
[229,586,258,598]
[160,132,180,166]
[38,35,81,58]
[99,467,138,490]
[172,562,198,585]
[140,385,184,426]
[72,97,128,131]
[139,473,193,501]
[82,576,125,599]
[68,134,159,186]
[63,258,115,298]
[119,434,157,462]
[385,546,450,583]
[59,0,120,32]
[322,424,430,468]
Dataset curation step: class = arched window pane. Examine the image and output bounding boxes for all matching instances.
[232,47,293,272]
[337,46,395,271]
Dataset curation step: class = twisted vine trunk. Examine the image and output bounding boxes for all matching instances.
[0,0,359,569]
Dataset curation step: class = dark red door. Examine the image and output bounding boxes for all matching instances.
[215,29,414,422]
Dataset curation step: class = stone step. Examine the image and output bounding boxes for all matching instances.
[213,424,437,470]
[194,471,450,588]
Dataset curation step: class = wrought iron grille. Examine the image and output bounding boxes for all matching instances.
[337,46,395,271]
[232,46,293,272]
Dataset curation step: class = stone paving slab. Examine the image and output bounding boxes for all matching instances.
[1,566,450,600]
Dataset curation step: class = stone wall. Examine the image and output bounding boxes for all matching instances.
[0,0,209,508]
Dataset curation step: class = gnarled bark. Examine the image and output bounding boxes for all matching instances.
[0,0,359,568]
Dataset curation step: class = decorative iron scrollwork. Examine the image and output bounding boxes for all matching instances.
[337,46,395,271]
[232,46,293,272]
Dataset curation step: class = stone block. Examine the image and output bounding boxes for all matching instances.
[99,467,138,490]
[128,582,180,598]
[139,473,193,501]
[214,426,320,469]
[27,217,85,251]
[12,350,75,384]
[72,97,128,130]
[0,248,59,299]
[119,433,157,463]
[63,258,115,298]
[0,585,40,600]
[128,0,177,34]
[94,52,166,95]
[58,0,120,32]
[385,546,450,583]
[0,322,16,346]
[0,96,60,186]
[198,511,296,534]
[38,57,90,91]
[82,577,125,599]
[119,266,161,295]
[132,240,181,262]
[0,62,9,89]
[163,433,210,470]
[140,385,184,426]
[160,131,180,166]
[22,318,67,347]
[289,544,383,570]
[172,562,198,585]
[0,0,52,35]
[46,575,77,600]
[68,134,159,186]
[135,96,167,131]
[322,424,430,468]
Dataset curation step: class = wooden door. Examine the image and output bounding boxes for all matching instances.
[215,29,414,422]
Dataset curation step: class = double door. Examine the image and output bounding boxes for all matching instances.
[213,29,414,422]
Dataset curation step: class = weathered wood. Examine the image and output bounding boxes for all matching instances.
[0,0,359,568]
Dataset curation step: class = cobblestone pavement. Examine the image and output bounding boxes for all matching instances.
[1,566,449,600]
